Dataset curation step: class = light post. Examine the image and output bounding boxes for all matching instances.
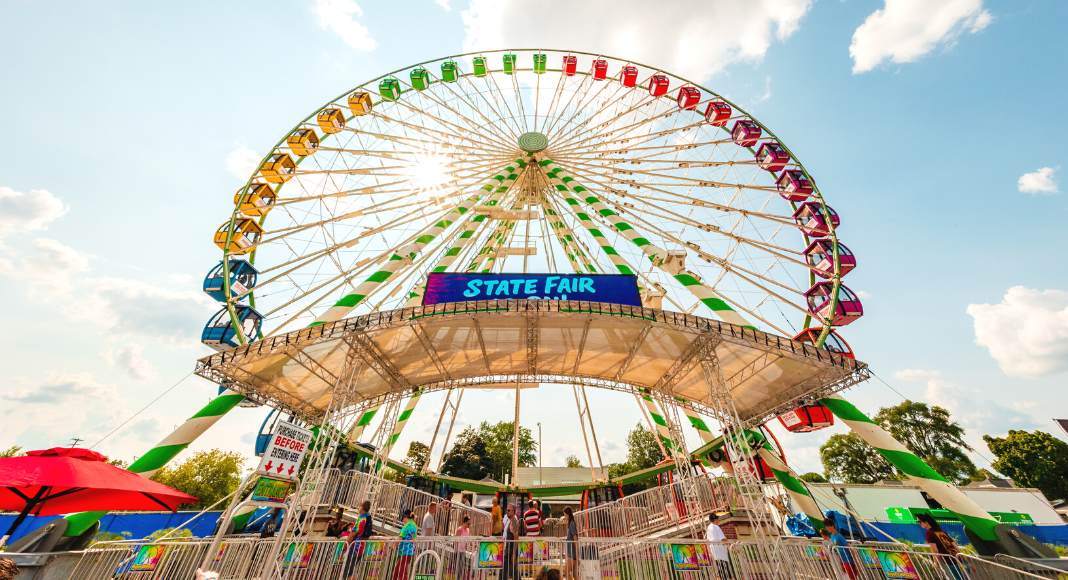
[537,422,542,485]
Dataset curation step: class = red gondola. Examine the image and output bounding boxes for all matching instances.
[563,56,577,76]
[621,66,638,87]
[792,327,855,359]
[677,86,700,109]
[755,142,790,173]
[777,404,835,433]
[776,169,813,201]
[705,102,731,126]
[593,59,608,81]
[649,74,670,97]
[731,120,762,147]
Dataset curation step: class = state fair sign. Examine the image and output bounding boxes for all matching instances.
[422,273,641,307]
[256,423,313,481]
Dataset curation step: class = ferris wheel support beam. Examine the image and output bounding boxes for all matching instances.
[308,158,529,326]
[541,158,756,328]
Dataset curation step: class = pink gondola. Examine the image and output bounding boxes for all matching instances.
[731,120,761,147]
[622,66,638,87]
[793,202,839,238]
[593,59,608,81]
[776,170,812,201]
[563,56,577,76]
[805,282,863,327]
[803,240,857,279]
[649,74,670,97]
[677,86,700,109]
[755,142,790,173]
[705,101,731,126]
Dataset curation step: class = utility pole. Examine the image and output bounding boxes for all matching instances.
[537,422,542,485]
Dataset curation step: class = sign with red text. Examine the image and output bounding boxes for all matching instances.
[256,423,313,480]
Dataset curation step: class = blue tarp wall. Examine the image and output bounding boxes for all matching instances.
[0,512,222,544]
[787,511,1068,548]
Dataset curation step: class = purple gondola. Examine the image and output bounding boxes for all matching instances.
[755,142,790,173]
[776,170,812,201]
[731,120,761,147]
[805,282,863,327]
[793,202,839,238]
[803,240,856,279]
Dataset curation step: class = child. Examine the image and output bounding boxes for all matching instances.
[394,510,419,580]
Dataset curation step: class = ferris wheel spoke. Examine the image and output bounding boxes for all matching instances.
[392,80,519,150]
[546,77,644,148]
[552,102,690,155]
[542,71,615,141]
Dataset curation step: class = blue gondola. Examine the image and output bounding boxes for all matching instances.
[201,306,262,351]
[203,260,258,303]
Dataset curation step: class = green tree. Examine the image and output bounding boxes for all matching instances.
[819,400,978,485]
[107,458,130,470]
[821,432,896,484]
[984,430,1068,502]
[440,430,494,481]
[0,446,23,458]
[625,422,664,471]
[565,455,582,468]
[150,449,245,510]
[403,441,430,472]
[799,472,827,483]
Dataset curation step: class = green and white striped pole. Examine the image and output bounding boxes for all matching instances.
[679,400,715,444]
[373,389,423,473]
[63,389,247,537]
[819,394,999,541]
[756,445,826,533]
[639,390,680,456]
[405,158,528,306]
[539,159,752,328]
[311,159,528,326]
[347,402,384,441]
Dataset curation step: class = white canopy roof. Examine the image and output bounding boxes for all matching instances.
[195,300,868,425]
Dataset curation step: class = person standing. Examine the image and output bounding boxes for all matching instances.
[563,506,579,580]
[422,502,437,537]
[524,501,542,537]
[917,513,965,580]
[344,501,373,580]
[491,497,503,537]
[706,513,732,580]
[394,511,418,580]
[454,515,472,580]
[823,518,857,580]
[502,504,520,580]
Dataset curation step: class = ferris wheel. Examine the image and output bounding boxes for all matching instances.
[200,48,862,353]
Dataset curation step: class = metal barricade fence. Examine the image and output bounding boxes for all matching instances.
[68,539,211,580]
[993,554,1068,579]
[541,517,568,538]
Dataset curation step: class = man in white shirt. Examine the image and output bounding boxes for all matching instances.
[421,502,437,537]
[706,513,732,579]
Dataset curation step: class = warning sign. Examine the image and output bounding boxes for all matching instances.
[256,423,313,480]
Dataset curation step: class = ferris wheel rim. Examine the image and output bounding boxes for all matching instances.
[215,48,851,349]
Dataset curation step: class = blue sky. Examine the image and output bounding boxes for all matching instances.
[1,0,1066,478]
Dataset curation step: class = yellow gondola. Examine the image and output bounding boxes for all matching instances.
[213,218,264,254]
[234,183,276,217]
[287,129,320,156]
[348,92,372,116]
[317,108,345,134]
[260,153,296,183]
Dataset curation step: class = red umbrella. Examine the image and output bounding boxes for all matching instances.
[0,447,197,543]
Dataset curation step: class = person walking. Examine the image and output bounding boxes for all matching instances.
[491,497,503,537]
[502,504,520,580]
[454,515,472,580]
[917,513,965,580]
[823,518,857,580]
[706,513,732,580]
[422,502,437,537]
[394,510,419,580]
[524,500,541,537]
[563,506,579,580]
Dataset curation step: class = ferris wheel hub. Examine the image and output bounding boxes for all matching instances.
[518,132,548,153]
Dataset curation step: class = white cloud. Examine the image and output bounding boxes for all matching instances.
[102,343,158,382]
[314,0,377,51]
[967,287,1068,377]
[893,368,941,381]
[850,0,992,74]
[855,290,872,300]
[0,187,69,238]
[1017,167,1059,195]
[461,0,812,82]
[756,76,772,103]
[1,373,122,444]
[73,277,218,344]
[226,147,262,180]
[924,379,1037,440]
[0,238,91,298]
[434,0,450,10]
